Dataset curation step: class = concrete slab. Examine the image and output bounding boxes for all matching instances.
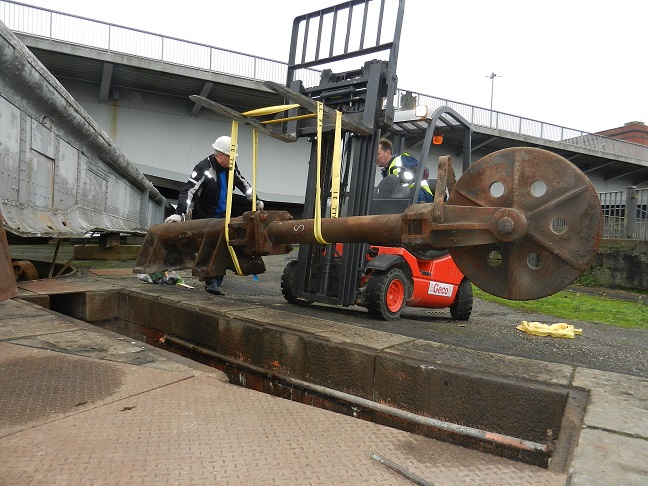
[569,429,648,486]
[0,304,82,339]
[0,298,56,320]
[16,279,101,294]
[7,328,161,367]
[573,368,648,437]
[380,339,575,386]
[1,250,646,484]
[88,268,137,276]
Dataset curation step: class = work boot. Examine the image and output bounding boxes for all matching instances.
[204,281,223,295]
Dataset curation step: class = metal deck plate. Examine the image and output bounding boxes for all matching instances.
[0,361,565,485]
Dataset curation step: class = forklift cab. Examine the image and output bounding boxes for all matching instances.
[372,174,439,215]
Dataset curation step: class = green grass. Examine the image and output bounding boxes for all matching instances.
[473,286,647,330]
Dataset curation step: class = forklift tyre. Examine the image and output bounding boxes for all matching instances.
[450,278,473,320]
[365,267,409,321]
[281,260,314,306]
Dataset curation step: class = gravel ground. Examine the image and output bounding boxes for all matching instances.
[10,243,648,378]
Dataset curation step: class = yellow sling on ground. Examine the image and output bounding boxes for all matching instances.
[516,321,583,338]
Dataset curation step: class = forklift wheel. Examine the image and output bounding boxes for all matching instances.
[281,260,314,306]
[450,278,473,320]
[365,268,408,321]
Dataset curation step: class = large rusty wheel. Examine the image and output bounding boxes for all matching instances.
[447,147,603,300]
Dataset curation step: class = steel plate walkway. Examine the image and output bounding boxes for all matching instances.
[0,298,573,485]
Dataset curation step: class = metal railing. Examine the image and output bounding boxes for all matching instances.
[396,89,648,163]
[0,1,321,86]
[598,187,648,240]
[2,0,648,165]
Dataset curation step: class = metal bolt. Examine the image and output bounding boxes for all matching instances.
[496,216,515,235]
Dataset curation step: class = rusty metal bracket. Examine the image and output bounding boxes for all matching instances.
[432,155,455,224]
[0,211,18,302]
[134,218,266,280]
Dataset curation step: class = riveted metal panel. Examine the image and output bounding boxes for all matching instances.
[81,159,108,212]
[0,19,168,237]
[20,120,54,208]
[30,117,56,159]
[106,173,142,222]
[0,97,20,202]
[54,139,79,208]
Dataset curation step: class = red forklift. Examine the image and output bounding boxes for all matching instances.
[277,0,474,320]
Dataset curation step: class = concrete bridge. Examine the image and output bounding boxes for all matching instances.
[1,0,647,219]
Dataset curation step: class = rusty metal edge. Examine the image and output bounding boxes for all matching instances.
[0,212,18,302]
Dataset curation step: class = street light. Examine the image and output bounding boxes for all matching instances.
[486,72,501,127]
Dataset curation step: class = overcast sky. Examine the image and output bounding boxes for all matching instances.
[13,0,648,134]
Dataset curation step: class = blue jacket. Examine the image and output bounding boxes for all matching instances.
[175,154,253,219]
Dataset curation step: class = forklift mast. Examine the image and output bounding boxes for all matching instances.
[285,0,405,307]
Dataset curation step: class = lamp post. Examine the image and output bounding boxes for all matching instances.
[486,72,500,127]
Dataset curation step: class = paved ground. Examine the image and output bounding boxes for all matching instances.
[3,241,648,485]
[0,299,569,486]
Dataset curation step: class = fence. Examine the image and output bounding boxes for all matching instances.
[598,187,648,240]
[0,0,321,86]
[396,89,648,163]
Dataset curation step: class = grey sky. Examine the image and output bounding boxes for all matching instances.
[14,0,648,134]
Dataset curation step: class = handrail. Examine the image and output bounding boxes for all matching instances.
[598,187,648,240]
[0,0,321,86]
[396,89,648,164]
[2,0,646,164]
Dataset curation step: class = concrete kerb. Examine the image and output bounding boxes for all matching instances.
[91,284,584,468]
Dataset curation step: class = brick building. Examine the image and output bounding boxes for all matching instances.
[597,121,648,146]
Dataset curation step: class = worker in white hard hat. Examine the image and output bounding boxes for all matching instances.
[164,135,264,295]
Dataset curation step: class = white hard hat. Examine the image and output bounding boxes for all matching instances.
[212,136,231,154]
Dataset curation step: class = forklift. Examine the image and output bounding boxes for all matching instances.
[135,0,603,317]
[274,0,474,320]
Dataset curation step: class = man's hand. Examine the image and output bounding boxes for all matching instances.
[256,200,264,211]
[164,214,183,223]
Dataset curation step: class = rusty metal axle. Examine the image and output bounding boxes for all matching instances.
[134,198,528,277]
[134,148,603,300]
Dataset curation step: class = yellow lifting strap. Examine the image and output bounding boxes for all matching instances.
[312,104,343,242]
[330,111,342,219]
[242,104,300,117]
[225,122,244,276]
[243,103,315,125]
[234,101,341,247]
[313,102,327,244]
[251,129,258,210]
[262,113,316,125]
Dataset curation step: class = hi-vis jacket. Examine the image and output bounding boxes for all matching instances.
[381,152,433,203]
[174,154,253,220]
